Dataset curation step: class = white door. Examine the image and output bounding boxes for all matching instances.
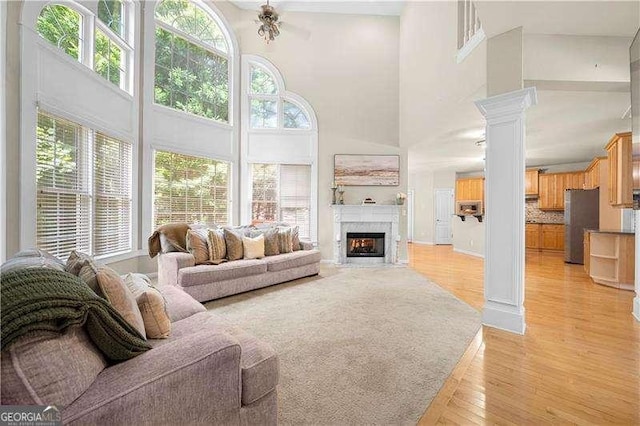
[435,188,454,245]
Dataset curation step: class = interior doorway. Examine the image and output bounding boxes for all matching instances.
[435,188,454,245]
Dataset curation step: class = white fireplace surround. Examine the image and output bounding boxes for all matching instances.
[331,205,401,264]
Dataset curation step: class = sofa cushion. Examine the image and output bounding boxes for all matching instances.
[158,285,206,322]
[0,326,107,407]
[178,260,267,288]
[96,267,146,339]
[1,249,65,275]
[65,250,93,276]
[137,290,171,339]
[264,249,322,272]
[276,227,293,254]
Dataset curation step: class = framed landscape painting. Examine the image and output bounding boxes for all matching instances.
[334,154,400,186]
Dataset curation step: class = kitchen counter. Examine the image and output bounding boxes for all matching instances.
[526,221,564,225]
[585,229,634,235]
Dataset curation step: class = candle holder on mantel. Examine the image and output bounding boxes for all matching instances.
[331,185,338,205]
[337,186,345,205]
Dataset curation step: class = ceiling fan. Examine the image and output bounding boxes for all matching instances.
[257,0,280,43]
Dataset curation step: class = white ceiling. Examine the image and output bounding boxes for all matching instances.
[229,0,406,16]
[408,89,632,173]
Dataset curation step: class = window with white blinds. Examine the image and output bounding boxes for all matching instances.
[250,164,311,238]
[36,111,132,260]
[153,150,230,227]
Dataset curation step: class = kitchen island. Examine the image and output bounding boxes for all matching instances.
[584,229,635,291]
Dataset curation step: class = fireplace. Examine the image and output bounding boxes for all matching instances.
[346,232,385,258]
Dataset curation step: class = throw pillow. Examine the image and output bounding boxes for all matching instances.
[277,227,293,254]
[208,228,227,261]
[65,250,93,276]
[250,227,280,256]
[77,259,104,296]
[95,267,146,339]
[1,249,65,275]
[122,273,171,339]
[224,228,245,261]
[186,228,209,265]
[291,226,301,251]
[243,234,265,260]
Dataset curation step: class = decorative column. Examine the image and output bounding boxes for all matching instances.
[475,87,537,334]
[634,210,640,322]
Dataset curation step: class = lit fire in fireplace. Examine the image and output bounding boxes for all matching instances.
[349,238,376,254]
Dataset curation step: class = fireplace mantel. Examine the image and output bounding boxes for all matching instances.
[331,204,401,264]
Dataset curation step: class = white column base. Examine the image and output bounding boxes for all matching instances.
[482,301,526,335]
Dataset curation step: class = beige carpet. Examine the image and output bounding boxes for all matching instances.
[206,266,481,425]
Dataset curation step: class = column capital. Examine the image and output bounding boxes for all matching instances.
[475,87,537,120]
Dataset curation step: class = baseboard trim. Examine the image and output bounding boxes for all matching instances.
[320,259,334,264]
[482,302,525,335]
[633,296,640,322]
[410,240,434,245]
[453,248,485,259]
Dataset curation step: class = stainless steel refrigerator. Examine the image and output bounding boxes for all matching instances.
[564,189,599,264]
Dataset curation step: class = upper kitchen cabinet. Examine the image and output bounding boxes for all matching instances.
[455,177,484,203]
[525,169,539,196]
[584,157,604,189]
[538,172,585,210]
[605,132,633,208]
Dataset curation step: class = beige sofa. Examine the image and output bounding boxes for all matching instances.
[158,241,321,302]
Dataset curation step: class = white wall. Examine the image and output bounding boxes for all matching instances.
[0,0,6,263]
[524,34,632,83]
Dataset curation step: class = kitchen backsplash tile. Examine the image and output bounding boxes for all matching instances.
[526,199,564,224]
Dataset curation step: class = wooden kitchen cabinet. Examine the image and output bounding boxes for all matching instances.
[584,157,604,189]
[455,177,484,203]
[525,224,541,249]
[538,172,584,210]
[541,224,564,251]
[605,132,633,208]
[525,169,539,196]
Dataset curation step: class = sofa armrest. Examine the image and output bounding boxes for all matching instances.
[63,330,242,425]
[299,241,314,251]
[157,252,195,287]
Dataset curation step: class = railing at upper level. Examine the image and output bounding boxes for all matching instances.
[457,0,485,63]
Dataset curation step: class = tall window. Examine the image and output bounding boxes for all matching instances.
[36,1,133,92]
[249,64,310,129]
[153,150,230,227]
[154,0,230,122]
[251,164,311,238]
[36,111,132,259]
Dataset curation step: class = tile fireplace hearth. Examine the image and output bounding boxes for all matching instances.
[331,205,400,264]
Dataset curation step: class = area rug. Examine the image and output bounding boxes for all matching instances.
[206,266,481,425]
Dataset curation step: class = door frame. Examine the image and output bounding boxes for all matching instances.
[434,188,454,245]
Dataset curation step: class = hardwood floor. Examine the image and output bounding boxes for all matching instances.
[409,244,640,425]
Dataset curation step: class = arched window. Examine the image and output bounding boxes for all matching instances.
[248,63,311,129]
[36,1,133,92]
[154,0,231,123]
[242,56,318,241]
[37,4,83,61]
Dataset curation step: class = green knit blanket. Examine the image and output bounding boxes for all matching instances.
[1,268,151,361]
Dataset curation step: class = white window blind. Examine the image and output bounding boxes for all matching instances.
[93,132,132,256]
[36,111,132,260]
[153,150,230,227]
[250,164,311,239]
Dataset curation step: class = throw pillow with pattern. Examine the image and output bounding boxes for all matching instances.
[208,229,227,261]
[291,226,301,251]
[277,227,293,254]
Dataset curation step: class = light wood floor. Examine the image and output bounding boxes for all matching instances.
[409,244,640,425]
